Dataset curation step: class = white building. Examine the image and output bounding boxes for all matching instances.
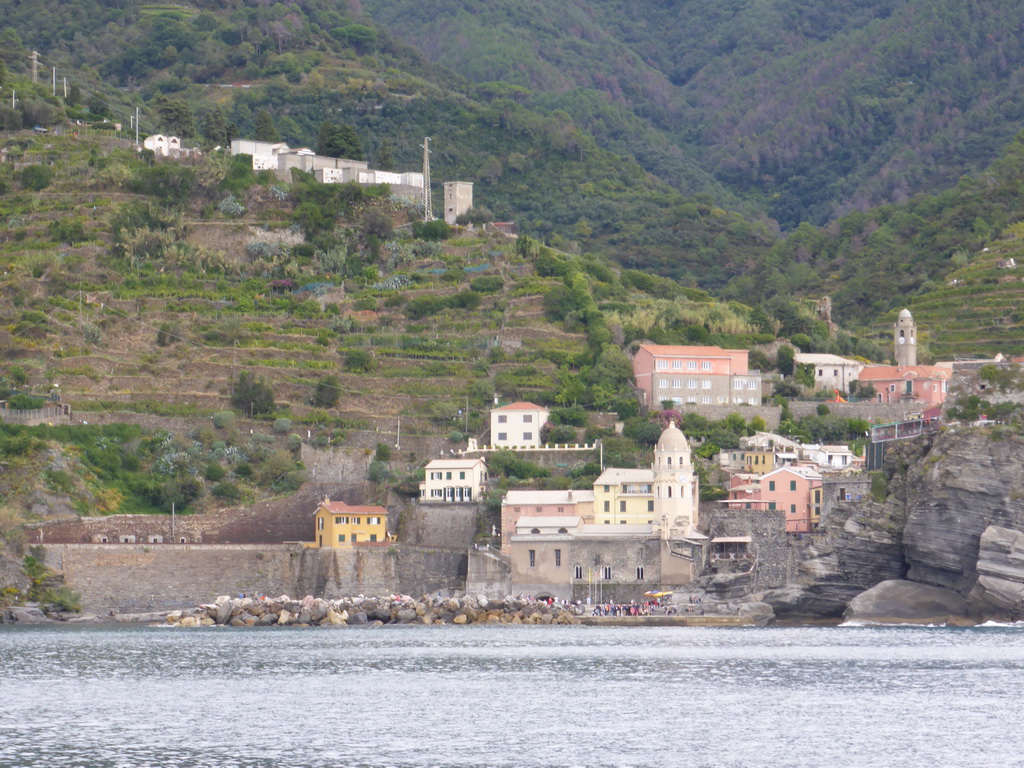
[793,353,864,393]
[419,457,488,503]
[143,134,181,157]
[801,444,858,470]
[490,401,550,449]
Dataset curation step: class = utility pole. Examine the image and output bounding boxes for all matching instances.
[52,67,56,97]
[464,396,469,432]
[30,51,38,83]
[171,502,175,543]
[421,137,432,221]
[135,107,140,146]
[63,77,67,99]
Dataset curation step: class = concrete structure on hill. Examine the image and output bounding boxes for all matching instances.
[794,352,864,393]
[500,488,594,551]
[490,401,550,449]
[419,457,488,503]
[632,344,763,409]
[143,134,181,157]
[311,498,388,547]
[894,308,918,367]
[229,138,423,201]
[443,181,473,225]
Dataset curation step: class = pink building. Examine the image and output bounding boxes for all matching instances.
[500,489,594,551]
[631,344,763,409]
[759,466,823,533]
[856,365,950,405]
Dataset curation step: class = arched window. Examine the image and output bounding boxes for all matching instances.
[667,456,672,466]
[668,486,673,498]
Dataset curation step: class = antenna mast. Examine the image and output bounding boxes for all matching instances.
[421,137,432,221]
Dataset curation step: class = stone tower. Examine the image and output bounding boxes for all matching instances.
[652,421,699,537]
[894,308,917,367]
[443,181,473,225]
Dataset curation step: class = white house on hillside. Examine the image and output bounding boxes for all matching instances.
[794,353,864,393]
[419,457,488,503]
[490,401,550,449]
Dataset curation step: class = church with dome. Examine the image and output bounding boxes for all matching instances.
[501,420,710,602]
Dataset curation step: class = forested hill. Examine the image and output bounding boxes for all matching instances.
[361,0,1024,228]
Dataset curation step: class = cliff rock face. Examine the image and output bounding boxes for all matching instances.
[967,526,1024,620]
[761,429,1024,621]
[901,429,1024,598]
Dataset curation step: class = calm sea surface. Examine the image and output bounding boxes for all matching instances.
[1,623,1022,768]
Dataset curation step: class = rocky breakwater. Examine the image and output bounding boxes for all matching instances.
[164,594,583,627]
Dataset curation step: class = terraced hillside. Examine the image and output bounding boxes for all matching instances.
[893,228,1024,361]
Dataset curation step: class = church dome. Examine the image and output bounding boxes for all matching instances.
[656,421,689,452]
[898,308,912,319]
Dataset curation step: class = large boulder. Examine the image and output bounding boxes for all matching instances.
[844,579,970,624]
[967,525,1024,621]
[10,606,48,624]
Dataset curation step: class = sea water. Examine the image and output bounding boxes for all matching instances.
[1,623,1022,768]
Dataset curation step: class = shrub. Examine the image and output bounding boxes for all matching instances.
[411,219,450,240]
[212,481,242,500]
[273,418,293,434]
[19,165,53,191]
[8,393,45,410]
[205,462,226,481]
[470,275,503,293]
[374,442,392,462]
[550,406,589,427]
[41,586,82,612]
[344,349,374,372]
[544,424,577,444]
[156,322,182,347]
[368,460,390,483]
[213,411,236,429]
[233,462,253,478]
[231,371,275,416]
[312,374,340,408]
[448,430,464,443]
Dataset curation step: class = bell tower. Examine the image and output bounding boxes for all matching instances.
[894,308,917,366]
[652,421,699,536]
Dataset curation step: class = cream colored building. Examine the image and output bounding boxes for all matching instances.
[490,401,550,449]
[419,457,488,503]
[793,352,864,393]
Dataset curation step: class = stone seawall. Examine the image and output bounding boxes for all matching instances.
[46,544,301,614]
[44,542,470,614]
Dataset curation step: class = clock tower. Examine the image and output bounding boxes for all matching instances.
[894,308,917,367]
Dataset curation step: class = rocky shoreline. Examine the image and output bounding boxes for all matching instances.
[164,594,587,627]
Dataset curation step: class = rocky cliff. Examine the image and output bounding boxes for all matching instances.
[759,427,1024,621]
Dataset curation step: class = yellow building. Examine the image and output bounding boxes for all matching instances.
[743,450,778,476]
[592,468,655,525]
[311,498,389,548]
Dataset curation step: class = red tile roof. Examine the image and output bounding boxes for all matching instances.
[493,401,546,411]
[316,501,387,515]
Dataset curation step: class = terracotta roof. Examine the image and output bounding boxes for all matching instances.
[636,343,735,357]
[857,365,950,381]
[492,401,547,411]
[316,501,387,516]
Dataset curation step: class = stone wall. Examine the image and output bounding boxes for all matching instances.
[787,401,923,422]
[44,543,301,614]
[703,507,789,590]
[466,547,512,600]
[44,541,476,613]
[395,500,480,549]
[26,482,355,545]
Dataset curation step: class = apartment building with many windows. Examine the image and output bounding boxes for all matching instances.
[631,344,763,409]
